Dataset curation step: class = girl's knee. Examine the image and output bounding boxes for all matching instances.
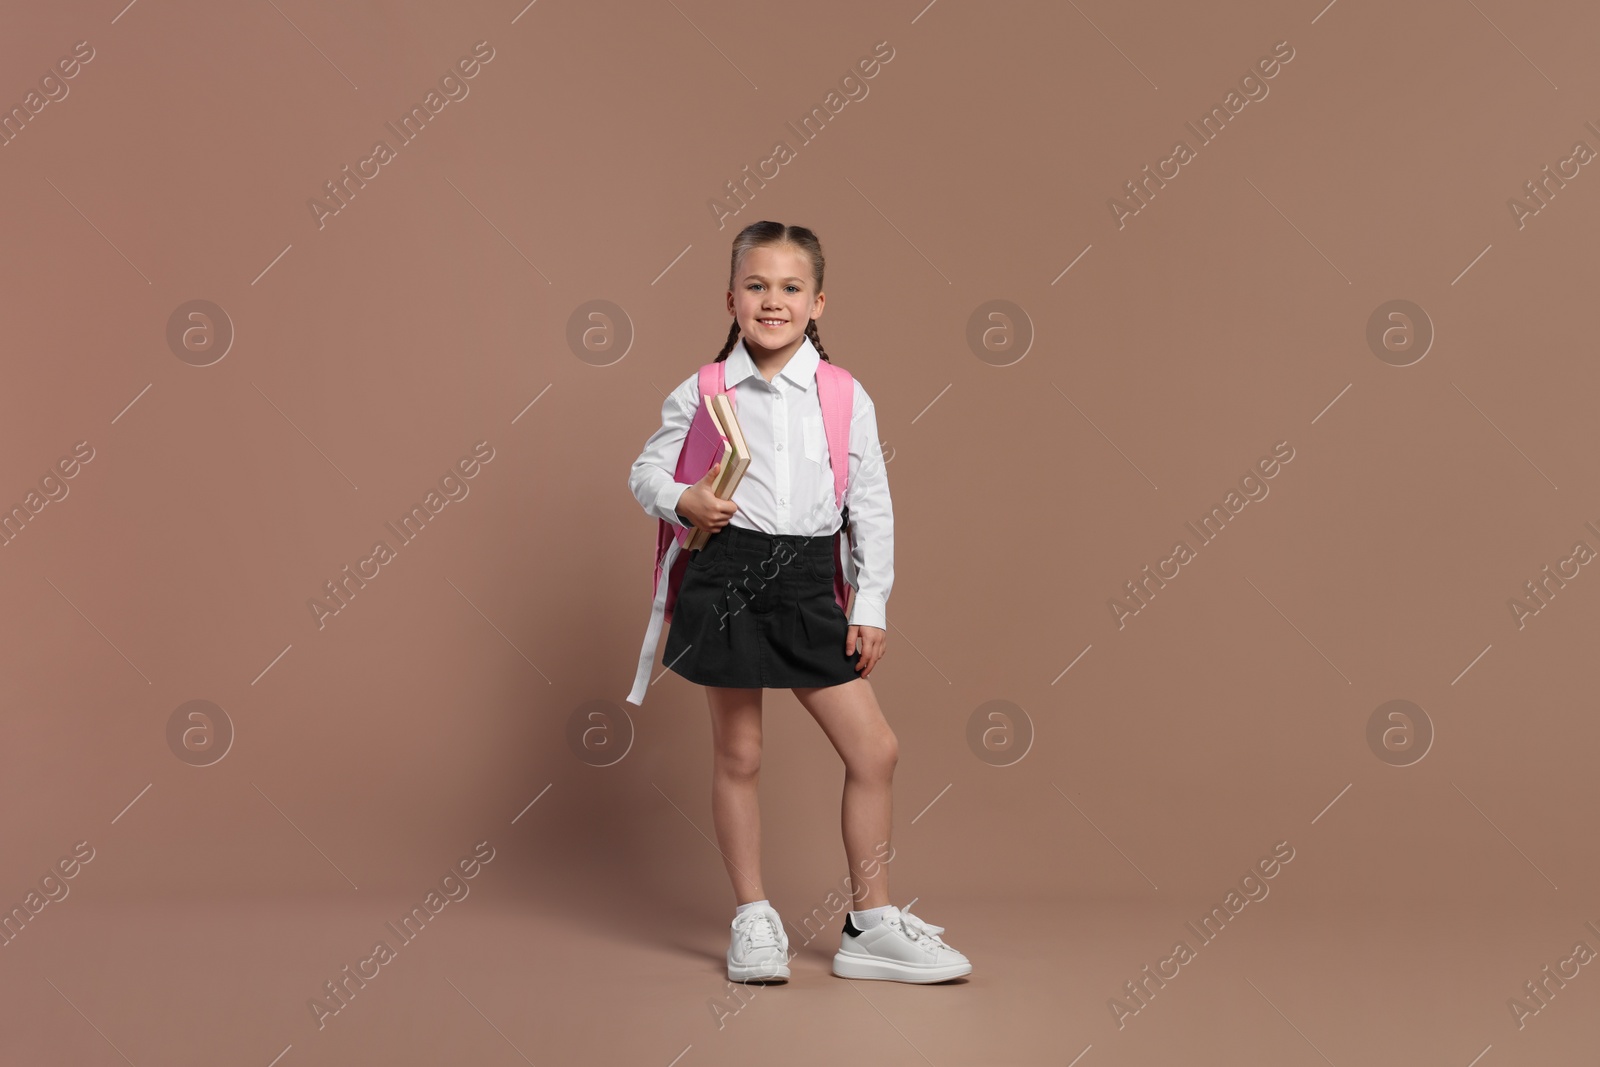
[849,728,897,779]
[715,741,762,780]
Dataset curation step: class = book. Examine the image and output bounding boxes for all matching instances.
[685,392,750,551]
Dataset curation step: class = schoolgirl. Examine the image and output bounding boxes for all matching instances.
[625,221,973,984]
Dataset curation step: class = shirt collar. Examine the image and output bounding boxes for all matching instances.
[724,333,821,392]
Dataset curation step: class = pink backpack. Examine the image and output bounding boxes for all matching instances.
[626,358,855,706]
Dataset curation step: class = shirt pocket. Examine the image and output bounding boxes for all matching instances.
[801,410,826,467]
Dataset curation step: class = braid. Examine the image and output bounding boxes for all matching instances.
[713,319,739,363]
[804,318,831,362]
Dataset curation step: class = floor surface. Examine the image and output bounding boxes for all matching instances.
[3,891,1590,1065]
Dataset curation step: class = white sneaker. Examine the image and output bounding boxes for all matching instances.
[727,902,792,982]
[832,904,972,983]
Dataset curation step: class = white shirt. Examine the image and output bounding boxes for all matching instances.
[624,335,893,704]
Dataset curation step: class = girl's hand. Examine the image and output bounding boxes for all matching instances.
[678,461,738,531]
[848,625,886,678]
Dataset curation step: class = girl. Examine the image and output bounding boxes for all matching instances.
[626,221,973,985]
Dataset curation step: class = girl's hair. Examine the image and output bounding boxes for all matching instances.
[714,220,832,363]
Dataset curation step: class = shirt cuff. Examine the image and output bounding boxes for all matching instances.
[847,593,886,631]
[655,482,694,528]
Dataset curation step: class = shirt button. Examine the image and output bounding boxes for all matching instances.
[777,442,784,450]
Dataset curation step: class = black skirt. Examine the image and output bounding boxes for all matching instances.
[663,522,863,689]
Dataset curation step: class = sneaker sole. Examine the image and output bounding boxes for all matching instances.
[831,951,971,983]
[728,952,792,982]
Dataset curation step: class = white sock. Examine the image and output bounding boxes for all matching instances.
[851,904,894,930]
[735,898,770,918]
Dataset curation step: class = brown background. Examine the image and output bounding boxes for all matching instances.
[3,0,1597,1063]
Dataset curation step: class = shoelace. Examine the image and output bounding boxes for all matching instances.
[735,910,784,951]
[892,907,951,953]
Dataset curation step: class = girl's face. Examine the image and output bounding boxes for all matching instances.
[727,243,824,358]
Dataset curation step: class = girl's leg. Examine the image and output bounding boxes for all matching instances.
[791,678,899,910]
[706,686,767,905]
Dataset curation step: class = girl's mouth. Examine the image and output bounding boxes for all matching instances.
[758,318,787,328]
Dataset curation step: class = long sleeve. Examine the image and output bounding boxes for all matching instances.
[843,381,893,630]
[629,377,698,529]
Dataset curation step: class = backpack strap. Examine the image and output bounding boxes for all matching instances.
[814,360,852,514]
[630,362,734,705]
[653,363,736,602]
[814,360,857,617]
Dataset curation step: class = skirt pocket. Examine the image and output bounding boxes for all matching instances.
[805,551,836,584]
[687,534,726,572]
